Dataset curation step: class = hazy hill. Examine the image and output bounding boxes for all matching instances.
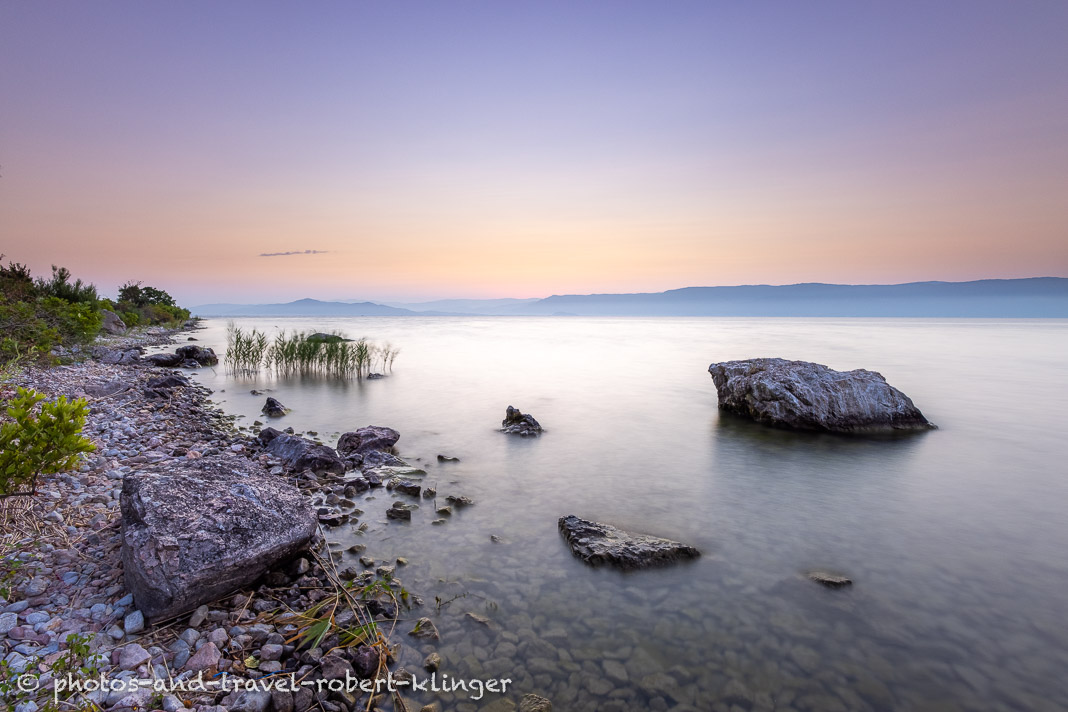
[501,278,1068,317]
[191,298,422,317]
[192,278,1068,318]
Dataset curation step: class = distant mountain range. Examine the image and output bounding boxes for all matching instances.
[191,278,1068,318]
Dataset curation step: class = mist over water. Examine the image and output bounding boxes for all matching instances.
[176,317,1068,710]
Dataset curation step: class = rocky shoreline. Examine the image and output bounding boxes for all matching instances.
[2,325,544,712]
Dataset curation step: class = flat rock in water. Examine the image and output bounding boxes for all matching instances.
[558,515,699,570]
[120,456,317,621]
[708,358,935,433]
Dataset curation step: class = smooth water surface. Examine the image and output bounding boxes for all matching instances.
[175,317,1068,711]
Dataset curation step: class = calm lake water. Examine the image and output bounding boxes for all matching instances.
[177,317,1068,712]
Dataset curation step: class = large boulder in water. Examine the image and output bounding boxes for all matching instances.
[501,405,542,436]
[264,432,345,474]
[120,456,316,621]
[558,515,699,570]
[337,426,400,456]
[708,358,935,434]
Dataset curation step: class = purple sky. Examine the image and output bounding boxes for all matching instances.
[2,1,1067,304]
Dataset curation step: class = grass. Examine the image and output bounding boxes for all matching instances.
[224,326,398,380]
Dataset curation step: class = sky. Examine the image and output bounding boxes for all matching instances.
[2,1,1067,305]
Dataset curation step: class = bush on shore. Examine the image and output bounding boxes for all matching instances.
[0,258,189,365]
[0,387,95,497]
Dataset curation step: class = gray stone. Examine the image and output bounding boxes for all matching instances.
[708,358,935,433]
[144,352,183,367]
[121,456,317,621]
[189,604,209,627]
[184,641,222,672]
[519,694,553,712]
[321,654,354,680]
[261,397,288,418]
[558,515,699,570]
[501,405,542,436]
[230,690,272,712]
[0,612,17,634]
[259,643,283,661]
[124,609,145,634]
[118,643,151,670]
[174,344,219,366]
[808,571,853,588]
[264,433,344,474]
[336,426,400,455]
[100,309,127,335]
[408,617,440,640]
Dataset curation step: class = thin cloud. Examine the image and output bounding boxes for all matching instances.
[259,249,329,257]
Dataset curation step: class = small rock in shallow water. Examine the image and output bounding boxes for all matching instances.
[558,515,700,570]
[261,397,288,418]
[500,405,542,436]
[808,571,853,588]
[408,617,440,640]
[519,695,553,712]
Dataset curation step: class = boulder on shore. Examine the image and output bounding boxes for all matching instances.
[336,426,400,456]
[708,358,935,433]
[558,515,699,570]
[143,352,183,367]
[501,405,542,436]
[100,309,127,335]
[120,456,316,621]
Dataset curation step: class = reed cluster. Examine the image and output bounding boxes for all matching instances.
[224,325,398,380]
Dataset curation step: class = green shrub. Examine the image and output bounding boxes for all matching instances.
[35,265,98,305]
[122,310,141,327]
[0,387,95,497]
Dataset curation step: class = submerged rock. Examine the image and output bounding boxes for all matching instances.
[306,332,347,343]
[519,695,554,712]
[708,358,935,433]
[558,515,700,570]
[387,501,414,520]
[120,457,316,621]
[261,397,288,418]
[408,617,439,640]
[501,405,542,436]
[337,425,400,455]
[808,571,853,589]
